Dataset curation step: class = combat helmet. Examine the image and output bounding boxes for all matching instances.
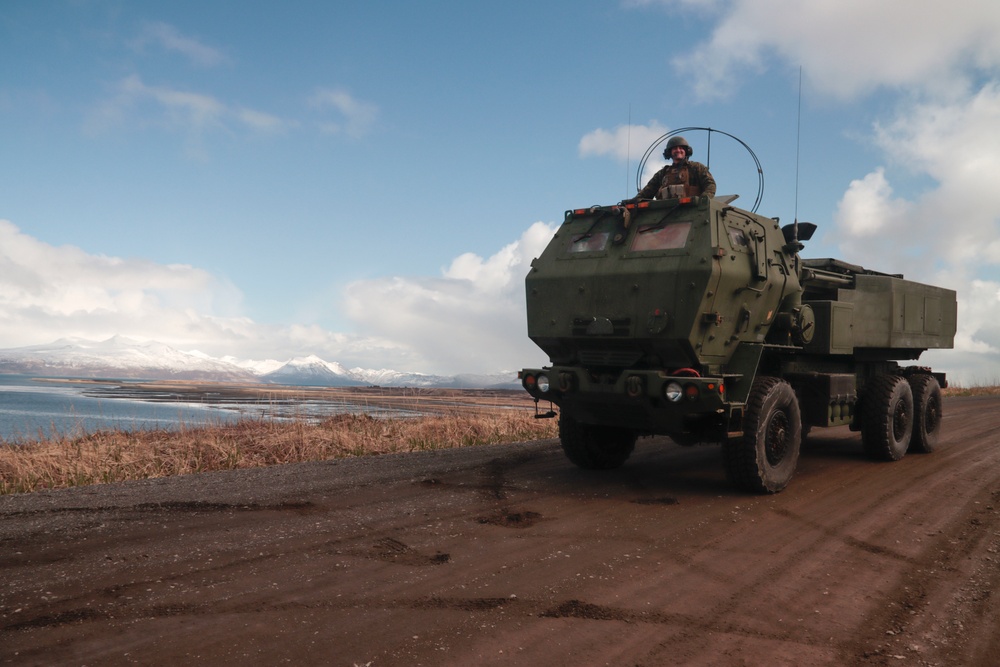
[663,135,693,159]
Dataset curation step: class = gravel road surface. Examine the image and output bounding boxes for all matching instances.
[2,396,999,666]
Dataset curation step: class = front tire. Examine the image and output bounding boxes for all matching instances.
[559,414,636,470]
[724,377,802,494]
[861,375,913,461]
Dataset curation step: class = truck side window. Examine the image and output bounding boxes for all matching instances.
[728,227,749,250]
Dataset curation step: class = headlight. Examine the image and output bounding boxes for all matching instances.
[537,373,550,393]
[664,381,683,402]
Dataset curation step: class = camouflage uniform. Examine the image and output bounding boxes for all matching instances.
[636,160,716,199]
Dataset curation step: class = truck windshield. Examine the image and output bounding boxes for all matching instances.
[630,222,691,252]
[566,217,617,253]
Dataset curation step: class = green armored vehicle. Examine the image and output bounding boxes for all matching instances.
[519,140,956,493]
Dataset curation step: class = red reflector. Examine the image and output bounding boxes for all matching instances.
[637,201,650,208]
[525,375,536,387]
[679,197,692,204]
[684,384,699,399]
[573,209,588,216]
[719,383,725,394]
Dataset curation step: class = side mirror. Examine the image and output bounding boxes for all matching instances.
[781,222,816,244]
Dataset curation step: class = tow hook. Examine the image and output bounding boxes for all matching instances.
[533,398,556,419]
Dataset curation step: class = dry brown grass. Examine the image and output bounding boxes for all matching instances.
[0,410,559,495]
[941,384,1000,397]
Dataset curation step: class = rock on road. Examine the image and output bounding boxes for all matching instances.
[2,396,1000,666]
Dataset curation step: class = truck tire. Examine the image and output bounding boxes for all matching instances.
[861,375,913,461]
[723,377,801,493]
[908,374,942,453]
[559,414,636,470]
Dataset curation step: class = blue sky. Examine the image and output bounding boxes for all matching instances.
[2,0,1000,383]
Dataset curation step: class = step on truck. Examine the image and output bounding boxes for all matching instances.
[519,159,956,493]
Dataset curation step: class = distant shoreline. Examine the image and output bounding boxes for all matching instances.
[31,377,536,415]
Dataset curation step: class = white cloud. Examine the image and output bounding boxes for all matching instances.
[132,21,229,67]
[827,81,1000,385]
[834,168,909,238]
[650,0,1000,384]
[0,219,246,349]
[342,222,556,375]
[310,88,379,139]
[86,79,373,153]
[120,74,226,129]
[623,0,722,9]
[0,218,556,375]
[835,83,1000,267]
[85,75,291,153]
[580,122,692,193]
[672,0,1000,102]
[236,107,289,133]
[579,121,669,162]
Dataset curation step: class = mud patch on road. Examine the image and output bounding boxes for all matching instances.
[412,596,515,611]
[476,510,542,528]
[134,500,320,514]
[632,497,679,506]
[4,499,321,517]
[368,537,450,566]
[479,451,544,501]
[540,599,637,623]
[3,607,106,631]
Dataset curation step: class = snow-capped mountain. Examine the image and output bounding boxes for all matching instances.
[261,355,366,387]
[0,337,520,389]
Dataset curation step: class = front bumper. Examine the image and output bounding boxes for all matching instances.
[519,366,732,436]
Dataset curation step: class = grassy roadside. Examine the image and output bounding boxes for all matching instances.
[2,385,995,496]
[941,385,1000,397]
[0,410,559,495]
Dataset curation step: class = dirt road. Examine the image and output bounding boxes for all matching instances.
[2,396,999,666]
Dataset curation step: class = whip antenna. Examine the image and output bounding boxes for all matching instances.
[794,66,802,242]
[626,104,631,199]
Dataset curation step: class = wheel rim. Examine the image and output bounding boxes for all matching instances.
[765,411,789,465]
[892,399,909,441]
[925,395,941,432]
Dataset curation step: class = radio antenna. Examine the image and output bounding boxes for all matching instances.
[626,104,632,200]
[794,66,802,243]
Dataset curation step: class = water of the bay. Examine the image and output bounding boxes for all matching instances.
[0,374,255,442]
[0,374,429,443]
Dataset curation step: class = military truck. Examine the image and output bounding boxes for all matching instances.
[518,168,956,493]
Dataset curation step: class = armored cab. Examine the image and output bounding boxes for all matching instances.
[519,194,956,493]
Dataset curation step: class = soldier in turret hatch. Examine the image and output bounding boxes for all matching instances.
[632,136,716,200]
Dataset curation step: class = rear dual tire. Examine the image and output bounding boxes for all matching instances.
[861,375,913,461]
[909,374,942,453]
